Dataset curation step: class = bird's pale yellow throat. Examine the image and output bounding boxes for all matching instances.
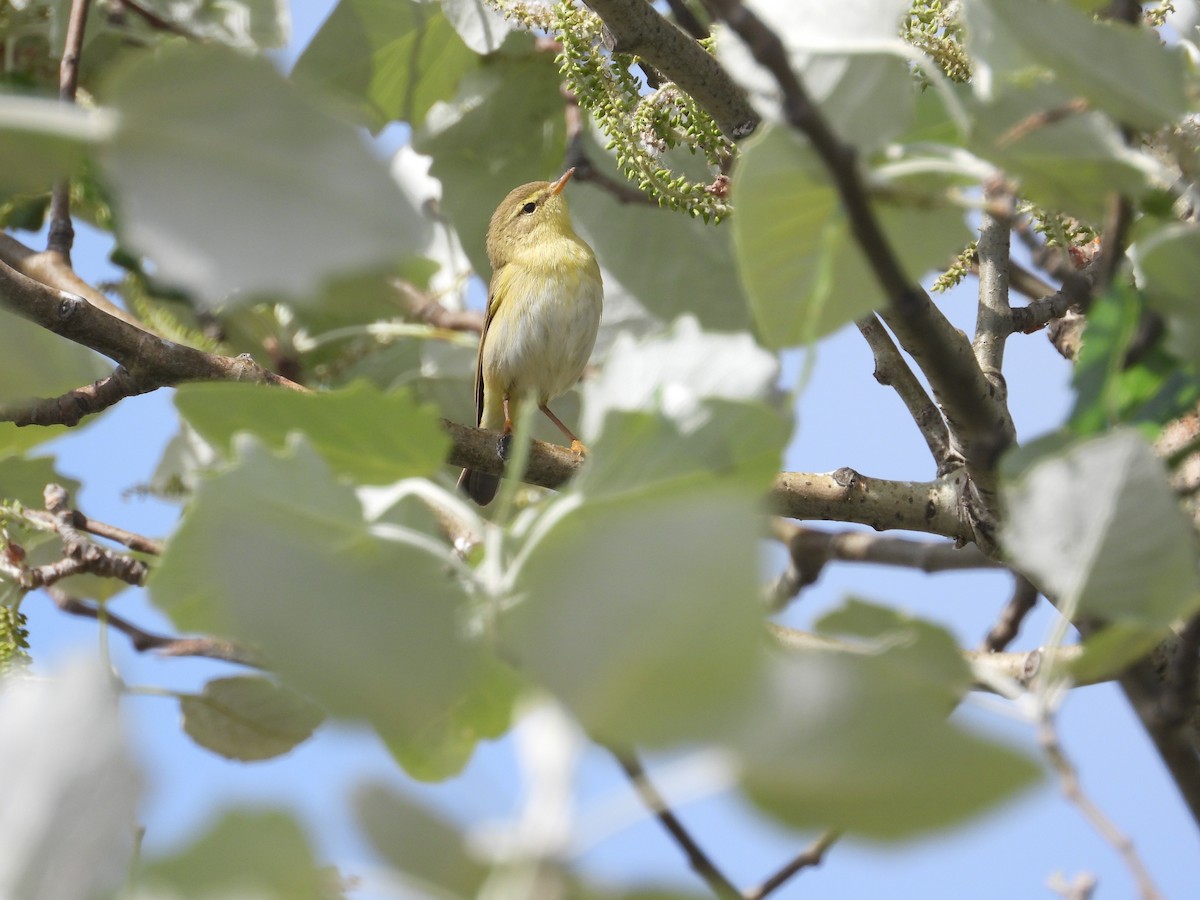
[458,168,603,505]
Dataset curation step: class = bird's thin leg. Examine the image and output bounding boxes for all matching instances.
[497,395,513,460]
[539,404,588,456]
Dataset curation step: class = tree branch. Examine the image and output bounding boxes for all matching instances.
[583,0,759,140]
[855,314,952,468]
[972,178,1014,379]
[0,258,304,425]
[980,575,1039,653]
[46,0,92,258]
[768,520,999,607]
[705,0,1014,529]
[46,585,262,667]
[0,233,143,327]
[608,747,741,899]
[744,829,841,900]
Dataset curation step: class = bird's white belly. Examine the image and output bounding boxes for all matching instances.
[483,275,602,404]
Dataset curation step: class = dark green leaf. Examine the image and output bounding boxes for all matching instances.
[180,676,325,761]
[1070,283,1200,435]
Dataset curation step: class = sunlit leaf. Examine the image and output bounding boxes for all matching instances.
[102,43,430,305]
[293,0,477,131]
[734,125,968,347]
[964,0,1188,130]
[1003,430,1200,673]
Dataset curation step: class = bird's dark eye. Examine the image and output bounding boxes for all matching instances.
[520,201,537,215]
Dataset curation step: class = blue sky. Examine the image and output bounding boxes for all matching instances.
[16,2,1200,897]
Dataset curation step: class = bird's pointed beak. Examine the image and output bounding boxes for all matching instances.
[551,167,576,196]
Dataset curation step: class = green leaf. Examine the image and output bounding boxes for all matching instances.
[180,676,325,762]
[378,650,520,781]
[150,437,480,743]
[964,0,1189,131]
[1070,283,1200,435]
[440,0,515,53]
[734,125,968,347]
[0,454,81,507]
[500,486,764,745]
[1132,223,1200,366]
[355,783,490,896]
[174,381,449,485]
[1002,430,1200,673]
[131,0,290,49]
[576,319,789,496]
[141,809,329,900]
[738,600,1040,837]
[293,0,478,132]
[0,95,105,193]
[415,51,565,275]
[968,84,1150,222]
[101,43,430,305]
[0,308,108,406]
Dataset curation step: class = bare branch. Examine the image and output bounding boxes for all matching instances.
[45,586,261,667]
[583,0,759,140]
[391,278,484,334]
[973,178,1014,378]
[744,829,841,900]
[705,0,1014,527]
[608,747,741,899]
[1038,699,1164,900]
[0,366,152,427]
[46,0,92,257]
[855,315,952,468]
[980,575,1040,652]
[770,469,970,541]
[769,520,1000,607]
[0,258,304,426]
[1117,656,1200,828]
[0,233,142,327]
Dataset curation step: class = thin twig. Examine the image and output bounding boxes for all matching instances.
[45,586,261,667]
[744,829,841,900]
[1038,700,1164,900]
[47,0,93,257]
[608,748,740,899]
[980,575,1040,652]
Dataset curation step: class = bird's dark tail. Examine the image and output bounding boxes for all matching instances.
[458,468,500,506]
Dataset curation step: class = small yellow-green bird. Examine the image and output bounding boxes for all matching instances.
[458,168,603,505]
